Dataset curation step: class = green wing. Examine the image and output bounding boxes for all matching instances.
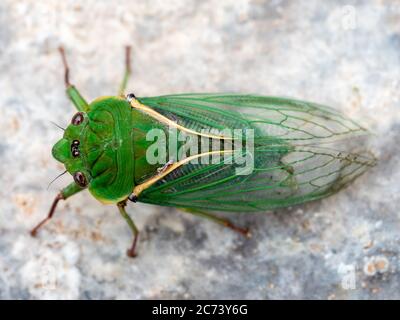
[136,94,376,212]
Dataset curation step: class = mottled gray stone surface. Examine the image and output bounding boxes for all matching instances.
[0,0,399,299]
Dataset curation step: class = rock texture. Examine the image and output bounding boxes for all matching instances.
[0,0,399,299]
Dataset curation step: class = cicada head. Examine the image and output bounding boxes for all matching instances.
[52,97,135,203]
[52,111,92,189]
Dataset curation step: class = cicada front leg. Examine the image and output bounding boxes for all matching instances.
[118,46,132,97]
[31,182,84,236]
[58,47,89,112]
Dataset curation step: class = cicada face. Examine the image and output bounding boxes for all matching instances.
[52,111,91,188]
[52,97,135,203]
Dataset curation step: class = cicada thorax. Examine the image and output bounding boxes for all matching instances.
[130,108,167,184]
[82,97,135,203]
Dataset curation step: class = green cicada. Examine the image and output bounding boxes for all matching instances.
[31,47,376,257]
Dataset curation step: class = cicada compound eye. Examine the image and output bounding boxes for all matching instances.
[73,171,88,187]
[71,112,84,125]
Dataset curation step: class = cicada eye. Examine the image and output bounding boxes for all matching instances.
[71,140,80,157]
[71,112,84,125]
[72,149,80,157]
[73,171,88,187]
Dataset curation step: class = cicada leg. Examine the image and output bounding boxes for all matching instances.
[31,182,83,236]
[118,46,132,96]
[58,47,89,112]
[117,200,139,258]
[180,208,251,238]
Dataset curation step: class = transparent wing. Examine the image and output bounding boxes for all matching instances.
[136,94,376,212]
